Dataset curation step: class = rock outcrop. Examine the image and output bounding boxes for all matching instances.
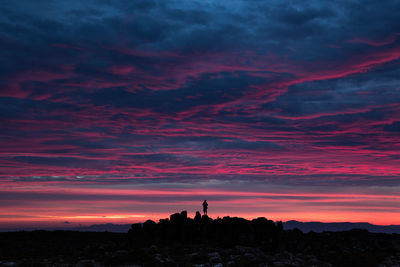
[129,210,283,249]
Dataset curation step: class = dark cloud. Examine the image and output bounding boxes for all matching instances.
[13,156,116,169]
[86,71,266,112]
[384,121,400,132]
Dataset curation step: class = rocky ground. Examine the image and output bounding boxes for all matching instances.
[1,245,400,266]
[1,232,399,266]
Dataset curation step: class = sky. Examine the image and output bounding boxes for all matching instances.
[1,0,400,228]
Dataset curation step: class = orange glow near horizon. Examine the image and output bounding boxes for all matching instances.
[1,183,399,229]
[1,210,399,229]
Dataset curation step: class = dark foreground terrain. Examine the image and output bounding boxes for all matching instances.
[1,211,400,267]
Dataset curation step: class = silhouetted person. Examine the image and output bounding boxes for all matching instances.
[202,200,208,215]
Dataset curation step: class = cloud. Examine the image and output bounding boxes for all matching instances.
[1,0,400,224]
[383,121,400,132]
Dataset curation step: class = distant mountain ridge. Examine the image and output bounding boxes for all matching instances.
[2,220,400,234]
[284,220,400,234]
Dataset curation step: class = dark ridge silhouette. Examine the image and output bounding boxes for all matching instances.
[2,220,400,234]
[1,211,400,266]
[284,220,400,234]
